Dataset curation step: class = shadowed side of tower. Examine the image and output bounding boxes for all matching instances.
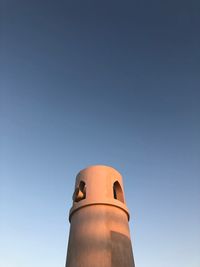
[65,165,135,267]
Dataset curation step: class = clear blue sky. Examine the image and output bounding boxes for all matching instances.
[1,1,200,267]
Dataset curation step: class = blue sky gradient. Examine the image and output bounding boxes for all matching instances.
[1,1,200,267]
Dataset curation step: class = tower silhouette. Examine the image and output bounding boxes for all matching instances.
[65,165,135,267]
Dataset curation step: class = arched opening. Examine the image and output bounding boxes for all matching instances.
[113,181,124,203]
[73,181,86,202]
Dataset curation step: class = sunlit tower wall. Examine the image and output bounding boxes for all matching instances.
[65,165,135,267]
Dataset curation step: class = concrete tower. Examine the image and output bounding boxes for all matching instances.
[65,165,135,267]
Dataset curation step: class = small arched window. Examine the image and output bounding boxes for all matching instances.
[73,181,86,202]
[113,181,124,203]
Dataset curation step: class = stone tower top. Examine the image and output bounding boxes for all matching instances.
[69,165,130,221]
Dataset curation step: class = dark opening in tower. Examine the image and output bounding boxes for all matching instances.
[73,181,86,202]
[113,181,124,203]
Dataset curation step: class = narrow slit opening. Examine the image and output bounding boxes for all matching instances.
[73,181,86,202]
[113,181,124,203]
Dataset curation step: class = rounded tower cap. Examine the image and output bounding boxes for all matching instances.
[69,165,130,221]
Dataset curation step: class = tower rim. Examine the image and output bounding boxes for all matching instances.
[69,199,130,222]
[76,164,122,176]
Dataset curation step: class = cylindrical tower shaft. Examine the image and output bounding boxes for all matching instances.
[65,165,135,267]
